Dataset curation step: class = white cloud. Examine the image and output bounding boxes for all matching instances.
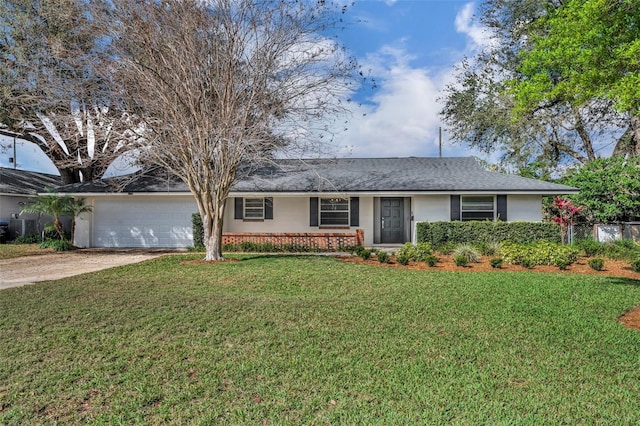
[331,2,497,161]
[454,2,496,51]
[333,45,453,158]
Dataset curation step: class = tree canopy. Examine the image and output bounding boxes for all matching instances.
[511,0,640,157]
[107,0,357,260]
[0,0,136,183]
[440,0,639,175]
[563,157,640,223]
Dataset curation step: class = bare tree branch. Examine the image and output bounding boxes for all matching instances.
[107,0,357,260]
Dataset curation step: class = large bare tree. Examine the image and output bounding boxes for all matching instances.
[0,0,135,183]
[109,0,356,260]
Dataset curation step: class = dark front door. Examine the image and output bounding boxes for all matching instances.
[381,197,404,243]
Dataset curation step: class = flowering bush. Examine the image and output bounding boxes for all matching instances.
[550,198,583,244]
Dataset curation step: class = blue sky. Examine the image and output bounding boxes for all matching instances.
[0,0,488,175]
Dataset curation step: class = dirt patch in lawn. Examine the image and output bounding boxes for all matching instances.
[339,254,640,331]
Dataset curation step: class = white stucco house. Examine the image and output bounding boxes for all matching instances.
[54,157,578,249]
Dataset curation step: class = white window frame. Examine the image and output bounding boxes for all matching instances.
[461,195,495,221]
[319,198,350,226]
[243,198,265,220]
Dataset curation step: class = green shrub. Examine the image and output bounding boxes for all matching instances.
[425,255,439,267]
[452,243,481,263]
[359,249,372,260]
[602,239,639,260]
[489,257,503,269]
[574,238,602,257]
[396,253,410,266]
[396,243,416,260]
[13,234,41,244]
[43,228,64,240]
[631,258,640,273]
[351,246,366,256]
[191,213,204,249]
[435,242,456,255]
[554,258,570,270]
[417,221,561,246]
[414,242,433,261]
[521,257,537,269]
[588,258,605,271]
[453,255,468,267]
[501,240,579,268]
[377,251,390,264]
[396,242,433,262]
[40,239,73,252]
[477,241,501,256]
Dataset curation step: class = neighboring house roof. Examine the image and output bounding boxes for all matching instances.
[0,167,62,196]
[55,157,578,195]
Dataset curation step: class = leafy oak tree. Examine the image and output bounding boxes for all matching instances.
[0,0,136,183]
[511,0,640,156]
[440,0,636,175]
[563,157,640,223]
[108,0,357,261]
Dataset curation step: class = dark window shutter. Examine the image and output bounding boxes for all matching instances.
[234,198,243,219]
[450,195,461,221]
[350,197,359,226]
[265,197,273,220]
[309,197,319,226]
[497,195,507,221]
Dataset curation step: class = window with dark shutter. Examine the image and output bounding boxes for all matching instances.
[265,198,273,220]
[350,197,359,226]
[234,198,243,219]
[496,195,507,221]
[309,197,319,226]
[235,197,273,220]
[450,195,461,221]
[461,196,495,221]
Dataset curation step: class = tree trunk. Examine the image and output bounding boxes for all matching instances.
[613,115,640,158]
[54,218,65,240]
[58,168,81,184]
[199,195,226,261]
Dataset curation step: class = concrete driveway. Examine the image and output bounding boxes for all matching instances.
[0,250,174,290]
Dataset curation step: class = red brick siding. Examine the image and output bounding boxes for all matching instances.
[222,229,364,251]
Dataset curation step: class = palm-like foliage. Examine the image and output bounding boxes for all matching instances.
[20,190,72,240]
[20,191,92,243]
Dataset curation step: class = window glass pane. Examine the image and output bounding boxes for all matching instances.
[461,196,494,211]
[321,211,349,225]
[320,198,349,225]
[320,198,349,211]
[462,211,494,221]
[244,198,264,219]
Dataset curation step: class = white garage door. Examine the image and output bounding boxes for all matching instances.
[93,198,197,248]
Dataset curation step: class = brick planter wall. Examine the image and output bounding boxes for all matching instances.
[222,229,364,251]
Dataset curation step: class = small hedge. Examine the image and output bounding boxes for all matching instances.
[396,242,433,263]
[588,258,605,271]
[417,221,561,246]
[501,241,579,269]
[192,213,205,250]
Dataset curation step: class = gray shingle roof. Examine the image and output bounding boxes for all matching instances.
[0,167,62,195]
[56,157,578,194]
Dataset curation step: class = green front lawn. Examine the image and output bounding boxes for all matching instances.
[1,255,640,424]
[0,243,51,260]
